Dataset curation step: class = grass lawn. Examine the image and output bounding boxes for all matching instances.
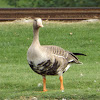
[0,20,100,100]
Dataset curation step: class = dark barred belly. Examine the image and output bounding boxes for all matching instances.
[28,59,60,76]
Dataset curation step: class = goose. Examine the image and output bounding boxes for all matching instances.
[27,18,85,92]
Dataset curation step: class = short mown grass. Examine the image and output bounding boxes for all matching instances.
[0,20,100,100]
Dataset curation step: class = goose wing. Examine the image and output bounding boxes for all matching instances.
[43,45,81,64]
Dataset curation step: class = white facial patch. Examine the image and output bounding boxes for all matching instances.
[37,18,43,27]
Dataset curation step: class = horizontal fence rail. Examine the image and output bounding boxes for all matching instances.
[0,7,100,21]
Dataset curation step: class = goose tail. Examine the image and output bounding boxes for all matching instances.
[73,53,86,56]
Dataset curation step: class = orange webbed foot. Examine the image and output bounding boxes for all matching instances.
[43,89,48,92]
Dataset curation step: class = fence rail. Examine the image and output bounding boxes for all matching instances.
[0,7,100,21]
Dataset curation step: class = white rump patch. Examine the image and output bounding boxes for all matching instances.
[65,64,71,72]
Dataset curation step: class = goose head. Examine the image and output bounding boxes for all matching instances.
[33,18,44,29]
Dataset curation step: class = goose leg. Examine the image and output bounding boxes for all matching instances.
[59,76,64,92]
[43,76,48,92]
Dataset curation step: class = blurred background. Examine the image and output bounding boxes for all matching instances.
[1,0,100,8]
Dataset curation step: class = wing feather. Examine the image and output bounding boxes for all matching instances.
[43,45,80,64]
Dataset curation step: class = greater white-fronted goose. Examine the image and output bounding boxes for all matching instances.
[27,18,84,92]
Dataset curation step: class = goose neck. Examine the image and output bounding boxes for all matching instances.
[33,28,40,45]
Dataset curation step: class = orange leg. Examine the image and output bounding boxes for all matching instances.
[59,76,64,91]
[43,76,48,92]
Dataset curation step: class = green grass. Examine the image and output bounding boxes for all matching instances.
[0,21,100,100]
